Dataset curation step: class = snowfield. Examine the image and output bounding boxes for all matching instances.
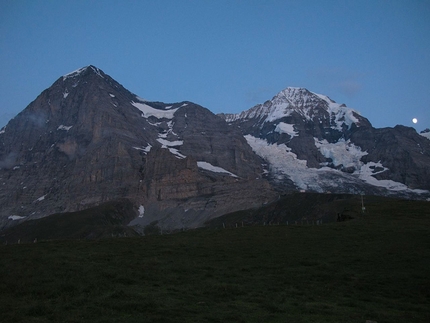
[245,134,429,195]
[131,100,178,119]
[314,138,367,170]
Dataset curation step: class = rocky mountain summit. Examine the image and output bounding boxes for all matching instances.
[1,66,429,233]
[0,66,275,231]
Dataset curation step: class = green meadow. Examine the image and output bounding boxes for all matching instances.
[1,197,429,322]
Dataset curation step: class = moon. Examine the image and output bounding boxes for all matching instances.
[412,118,418,124]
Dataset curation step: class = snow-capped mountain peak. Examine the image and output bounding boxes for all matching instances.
[222,87,365,131]
[219,86,429,199]
[62,65,104,81]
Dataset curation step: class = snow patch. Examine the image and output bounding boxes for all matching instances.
[197,161,238,177]
[138,205,145,217]
[62,66,104,80]
[133,143,152,154]
[315,138,367,170]
[156,138,183,147]
[57,125,73,131]
[356,162,427,193]
[420,131,430,140]
[0,126,5,134]
[35,194,47,202]
[274,122,298,137]
[167,148,187,159]
[245,135,314,190]
[63,90,69,99]
[8,215,25,221]
[131,101,178,119]
[156,138,186,159]
[63,67,88,80]
[109,93,115,98]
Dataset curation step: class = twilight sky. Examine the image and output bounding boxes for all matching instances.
[1,0,429,131]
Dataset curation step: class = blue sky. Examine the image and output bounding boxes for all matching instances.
[1,0,429,131]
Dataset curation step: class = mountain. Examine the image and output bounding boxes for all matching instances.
[219,87,430,197]
[1,67,429,235]
[0,66,276,232]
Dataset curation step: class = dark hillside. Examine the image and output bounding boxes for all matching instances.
[1,206,429,322]
[0,198,138,243]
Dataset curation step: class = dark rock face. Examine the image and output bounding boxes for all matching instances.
[351,125,430,189]
[0,67,150,224]
[0,66,277,231]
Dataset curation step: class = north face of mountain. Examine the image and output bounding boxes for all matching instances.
[0,66,276,231]
[219,87,430,196]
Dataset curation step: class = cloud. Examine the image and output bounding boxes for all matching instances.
[26,112,48,128]
[0,152,18,169]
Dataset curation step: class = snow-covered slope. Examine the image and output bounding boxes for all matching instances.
[420,128,430,140]
[222,87,367,131]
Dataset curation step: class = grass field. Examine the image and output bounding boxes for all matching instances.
[1,197,429,322]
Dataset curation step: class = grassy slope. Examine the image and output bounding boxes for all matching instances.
[0,196,429,322]
[205,193,419,227]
